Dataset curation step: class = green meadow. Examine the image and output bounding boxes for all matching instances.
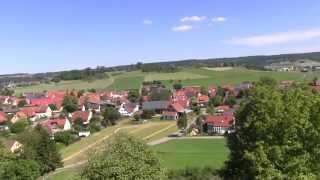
[15,67,317,94]
[152,138,229,170]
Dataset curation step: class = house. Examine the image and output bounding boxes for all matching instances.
[161,103,185,120]
[118,102,139,117]
[71,111,93,125]
[208,86,217,97]
[197,95,210,107]
[18,106,52,122]
[35,105,52,119]
[79,93,101,112]
[41,118,71,136]
[2,140,23,153]
[162,111,179,120]
[142,101,171,114]
[11,111,27,123]
[0,111,7,124]
[204,115,235,135]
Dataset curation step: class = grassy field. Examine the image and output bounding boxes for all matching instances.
[161,68,311,88]
[15,68,318,94]
[14,78,113,95]
[152,138,229,170]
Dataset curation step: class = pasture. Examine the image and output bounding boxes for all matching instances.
[14,68,317,94]
[152,138,229,170]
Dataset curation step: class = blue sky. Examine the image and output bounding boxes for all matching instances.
[1,0,320,74]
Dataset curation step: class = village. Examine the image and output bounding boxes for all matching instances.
[0,78,254,153]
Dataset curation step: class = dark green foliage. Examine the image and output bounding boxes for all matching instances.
[51,76,61,83]
[150,89,171,101]
[177,113,187,129]
[0,88,14,96]
[133,114,141,121]
[200,86,208,95]
[225,96,237,106]
[73,118,85,132]
[0,148,40,180]
[55,68,108,81]
[87,88,97,93]
[141,63,179,73]
[54,131,75,146]
[9,120,29,134]
[141,109,155,119]
[190,97,200,115]
[173,83,183,90]
[103,107,121,126]
[209,95,223,107]
[81,133,163,180]
[88,116,102,133]
[17,99,27,107]
[48,104,57,111]
[62,95,78,113]
[19,125,62,175]
[128,89,140,103]
[223,79,320,179]
[166,167,220,180]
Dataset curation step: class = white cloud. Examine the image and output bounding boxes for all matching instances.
[143,19,153,25]
[181,16,207,22]
[228,29,320,46]
[212,16,227,22]
[172,25,193,32]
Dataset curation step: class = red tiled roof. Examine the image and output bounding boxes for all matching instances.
[41,118,66,134]
[197,95,209,103]
[205,115,234,127]
[71,111,90,123]
[170,103,185,113]
[0,111,6,124]
[30,98,54,107]
[173,99,189,108]
[20,107,37,117]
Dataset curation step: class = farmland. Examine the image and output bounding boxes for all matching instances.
[14,67,316,94]
[152,138,229,170]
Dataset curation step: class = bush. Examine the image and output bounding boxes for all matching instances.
[141,110,155,119]
[54,131,75,145]
[9,120,29,134]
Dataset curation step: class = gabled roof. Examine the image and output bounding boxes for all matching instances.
[71,111,90,123]
[170,103,185,113]
[197,95,209,103]
[205,115,234,127]
[142,101,170,110]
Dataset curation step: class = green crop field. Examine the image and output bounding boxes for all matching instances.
[152,138,229,170]
[14,68,319,94]
[14,78,113,95]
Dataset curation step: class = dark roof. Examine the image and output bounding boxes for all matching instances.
[142,101,170,110]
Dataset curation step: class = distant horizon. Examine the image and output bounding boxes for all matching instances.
[1,0,320,74]
[1,50,320,75]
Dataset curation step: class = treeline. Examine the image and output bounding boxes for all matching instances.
[54,68,109,81]
[137,63,180,73]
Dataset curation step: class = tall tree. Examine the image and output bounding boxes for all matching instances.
[177,113,188,130]
[103,106,121,126]
[223,80,320,179]
[19,125,62,175]
[62,95,78,113]
[0,146,40,180]
[81,133,163,180]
